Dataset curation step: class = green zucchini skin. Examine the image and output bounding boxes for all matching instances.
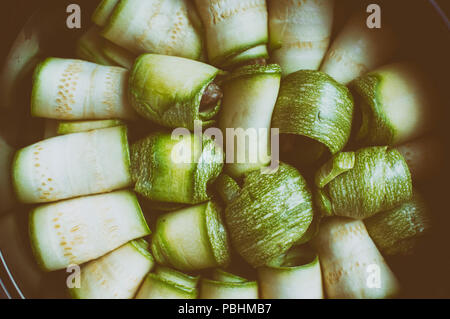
[57,120,125,135]
[136,273,198,299]
[199,278,259,299]
[130,132,223,204]
[350,63,432,147]
[224,162,314,267]
[194,0,269,67]
[317,146,412,219]
[365,192,430,256]
[154,266,199,289]
[92,0,120,27]
[151,201,231,272]
[271,70,354,159]
[129,54,222,130]
[29,190,150,272]
[69,239,155,299]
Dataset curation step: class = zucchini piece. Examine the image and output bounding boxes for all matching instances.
[76,27,117,66]
[271,70,354,162]
[151,201,230,272]
[12,126,132,204]
[268,0,334,76]
[136,273,198,299]
[214,174,240,204]
[0,137,15,214]
[57,119,125,135]
[92,0,120,27]
[69,239,154,299]
[258,246,323,299]
[101,0,202,60]
[314,152,355,188]
[129,54,222,130]
[154,266,199,289]
[101,40,136,70]
[29,190,150,272]
[223,162,314,267]
[321,13,396,84]
[316,146,412,219]
[194,0,269,67]
[131,132,223,204]
[313,217,400,299]
[365,191,431,256]
[220,45,269,69]
[219,64,281,177]
[31,58,137,121]
[350,63,433,146]
[200,278,258,299]
[210,269,247,283]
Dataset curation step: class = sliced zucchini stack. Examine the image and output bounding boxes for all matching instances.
[151,201,231,272]
[194,0,269,67]
[350,63,433,146]
[131,132,223,204]
[315,146,412,219]
[57,119,125,135]
[258,246,323,299]
[321,13,396,84]
[223,163,314,267]
[31,58,136,120]
[365,191,431,256]
[70,239,154,299]
[12,126,132,204]
[268,0,334,76]
[200,269,258,299]
[92,0,120,27]
[129,54,223,130]
[136,266,199,299]
[271,70,354,167]
[29,190,150,271]
[219,64,281,178]
[313,217,400,299]
[98,0,202,60]
[0,136,15,214]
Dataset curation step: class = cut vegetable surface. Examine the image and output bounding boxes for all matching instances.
[268,0,334,76]
[219,64,281,178]
[29,190,150,271]
[129,54,222,130]
[57,119,125,135]
[69,239,154,299]
[200,270,258,299]
[151,201,230,272]
[13,126,132,204]
[136,271,198,299]
[31,58,136,120]
[223,162,314,267]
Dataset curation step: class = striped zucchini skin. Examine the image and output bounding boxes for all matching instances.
[31,58,136,121]
[69,239,154,299]
[13,126,132,204]
[29,190,150,272]
[195,0,269,67]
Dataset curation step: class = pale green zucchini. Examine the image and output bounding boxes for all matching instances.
[271,70,354,166]
[219,64,281,177]
[76,27,117,66]
[69,239,154,299]
[101,40,136,69]
[195,0,269,67]
[315,146,412,219]
[321,13,396,84]
[57,120,125,135]
[223,162,314,267]
[350,63,433,146]
[313,217,400,299]
[200,276,258,299]
[151,201,230,272]
[130,132,223,204]
[154,266,199,289]
[220,45,269,69]
[0,136,15,214]
[29,190,150,272]
[258,246,323,299]
[92,0,120,27]
[100,0,202,60]
[12,126,132,204]
[136,272,198,299]
[268,0,334,76]
[31,58,137,120]
[365,191,431,256]
[210,269,247,283]
[129,54,222,130]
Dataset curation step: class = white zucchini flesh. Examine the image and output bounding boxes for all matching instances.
[70,240,154,299]
[29,190,150,272]
[12,126,132,204]
[313,217,400,299]
[57,120,125,135]
[320,13,396,84]
[258,255,323,299]
[92,0,120,27]
[101,0,202,60]
[0,137,15,214]
[199,279,259,299]
[31,58,137,120]
[135,273,197,299]
[268,0,334,76]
